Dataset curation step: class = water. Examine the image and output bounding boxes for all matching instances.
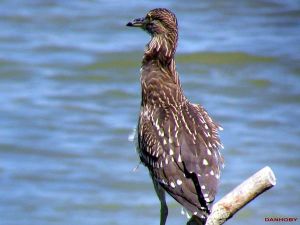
[0,1,299,225]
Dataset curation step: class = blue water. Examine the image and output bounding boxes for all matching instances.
[0,1,299,225]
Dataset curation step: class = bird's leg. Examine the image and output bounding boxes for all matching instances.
[159,194,168,225]
[152,178,168,225]
[187,215,206,225]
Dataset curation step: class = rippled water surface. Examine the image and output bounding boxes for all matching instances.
[0,1,299,225]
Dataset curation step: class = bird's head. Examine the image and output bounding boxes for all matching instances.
[127,8,178,60]
[127,8,178,37]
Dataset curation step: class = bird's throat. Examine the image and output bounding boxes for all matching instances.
[143,34,177,65]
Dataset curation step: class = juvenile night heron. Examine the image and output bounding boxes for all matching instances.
[127,8,224,225]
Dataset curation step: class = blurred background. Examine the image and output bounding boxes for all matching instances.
[0,0,299,225]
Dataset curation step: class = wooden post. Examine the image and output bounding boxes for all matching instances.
[187,166,276,225]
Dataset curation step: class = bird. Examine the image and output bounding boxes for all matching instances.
[126,8,224,225]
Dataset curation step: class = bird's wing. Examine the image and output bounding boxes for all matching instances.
[138,102,223,216]
[178,103,224,203]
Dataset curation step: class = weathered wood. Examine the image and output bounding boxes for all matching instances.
[187,166,276,225]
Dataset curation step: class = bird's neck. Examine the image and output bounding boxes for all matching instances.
[141,34,185,107]
[142,33,179,81]
[143,33,177,64]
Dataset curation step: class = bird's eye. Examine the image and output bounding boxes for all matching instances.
[151,19,161,26]
[146,14,152,22]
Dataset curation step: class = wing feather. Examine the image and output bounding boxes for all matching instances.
[137,101,223,216]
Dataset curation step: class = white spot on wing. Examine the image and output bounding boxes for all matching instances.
[175,129,179,138]
[170,182,175,188]
[207,149,212,155]
[176,179,182,185]
[156,151,159,157]
[178,154,182,162]
[169,149,174,155]
[203,159,209,166]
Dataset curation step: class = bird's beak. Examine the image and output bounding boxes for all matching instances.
[126,17,145,27]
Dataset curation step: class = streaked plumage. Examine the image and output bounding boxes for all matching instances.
[127,8,224,225]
